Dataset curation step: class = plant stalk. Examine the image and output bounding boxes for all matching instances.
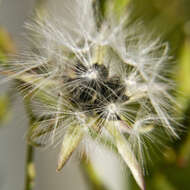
[24,144,35,190]
[81,154,108,190]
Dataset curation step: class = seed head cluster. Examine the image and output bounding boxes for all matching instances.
[65,62,129,120]
[0,0,179,189]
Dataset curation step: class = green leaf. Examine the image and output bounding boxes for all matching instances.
[177,39,190,107]
[0,50,7,64]
[152,173,176,190]
[113,0,130,17]
[106,123,145,190]
[178,130,190,166]
[0,27,16,54]
[57,125,84,171]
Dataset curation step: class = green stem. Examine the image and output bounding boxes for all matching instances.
[24,96,36,190]
[81,155,108,190]
[24,144,35,190]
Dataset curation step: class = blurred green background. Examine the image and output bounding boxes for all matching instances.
[0,0,190,190]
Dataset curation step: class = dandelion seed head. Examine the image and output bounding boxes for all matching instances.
[0,0,181,187]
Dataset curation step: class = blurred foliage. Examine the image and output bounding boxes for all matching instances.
[0,27,16,54]
[178,39,190,107]
[0,28,14,125]
[0,94,11,124]
[113,0,130,16]
[0,50,6,64]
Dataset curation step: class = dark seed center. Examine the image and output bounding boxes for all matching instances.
[65,62,129,118]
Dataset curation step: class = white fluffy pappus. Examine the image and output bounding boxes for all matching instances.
[0,0,180,189]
